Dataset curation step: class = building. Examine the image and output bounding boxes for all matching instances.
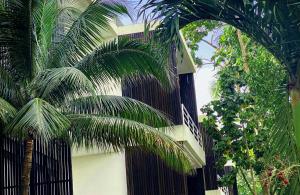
[0,15,232,195]
[71,21,206,195]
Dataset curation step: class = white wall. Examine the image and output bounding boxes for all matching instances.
[72,152,128,195]
[170,125,206,167]
[206,189,225,195]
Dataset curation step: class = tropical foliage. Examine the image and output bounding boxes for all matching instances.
[181,20,222,66]
[0,0,193,194]
[182,22,299,194]
[140,1,300,194]
[140,0,300,142]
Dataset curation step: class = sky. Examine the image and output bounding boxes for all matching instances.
[194,34,218,115]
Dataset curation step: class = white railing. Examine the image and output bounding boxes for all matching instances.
[217,175,230,195]
[181,104,203,147]
[219,187,230,195]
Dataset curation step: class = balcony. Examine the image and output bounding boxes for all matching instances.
[182,104,203,147]
[205,188,229,195]
[167,104,206,168]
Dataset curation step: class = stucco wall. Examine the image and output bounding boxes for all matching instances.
[205,189,225,195]
[72,152,128,195]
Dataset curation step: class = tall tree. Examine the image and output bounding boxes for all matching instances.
[0,0,193,194]
[201,26,290,195]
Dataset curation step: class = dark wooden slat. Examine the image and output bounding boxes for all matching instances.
[121,32,183,125]
[187,168,206,195]
[179,73,199,126]
[0,137,73,195]
[122,32,196,195]
[125,148,188,195]
[201,126,219,190]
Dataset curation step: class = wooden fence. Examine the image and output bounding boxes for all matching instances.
[0,137,73,195]
[125,148,188,195]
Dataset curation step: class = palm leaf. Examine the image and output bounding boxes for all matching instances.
[49,0,129,68]
[0,66,21,104]
[68,114,193,173]
[76,37,171,88]
[0,97,17,124]
[5,98,70,140]
[32,0,60,71]
[62,95,171,127]
[0,0,31,81]
[32,67,95,100]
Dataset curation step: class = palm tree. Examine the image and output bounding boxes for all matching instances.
[0,0,193,194]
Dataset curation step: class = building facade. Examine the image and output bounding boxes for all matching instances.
[0,17,234,195]
[71,22,207,195]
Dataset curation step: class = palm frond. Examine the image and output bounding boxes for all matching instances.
[49,0,129,68]
[32,67,95,100]
[62,95,171,127]
[5,98,70,140]
[0,0,31,81]
[0,66,21,104]
[0,97,16,124]
[76,38,171,88]
[68,114,193,173]
[266,95,300,194]
[32,0,60,72]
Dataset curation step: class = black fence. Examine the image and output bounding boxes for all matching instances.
[125,147,188,195]
[0,137,73,195]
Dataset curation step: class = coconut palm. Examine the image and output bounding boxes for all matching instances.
[0,0,193,194]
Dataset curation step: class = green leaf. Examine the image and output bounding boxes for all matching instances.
[76,38,171,88]
[62,95,171,127]
[0,66,21,103]
[0,0,31,81]
[5,98,70,140]
[33,0,60,71]
[50,0,129,68]
[68,114,193,173]
[0,97,17,124]
[32,67,95,100]
[293,101,300,148]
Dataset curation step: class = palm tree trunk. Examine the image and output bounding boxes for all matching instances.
[22,138,34,195]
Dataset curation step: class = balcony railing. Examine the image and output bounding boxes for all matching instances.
[219,187,230,195]
[217,175,230,195]
[181,104,203,147]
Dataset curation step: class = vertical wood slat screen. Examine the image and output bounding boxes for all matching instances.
[179,73,199,127]
[200,126,219,190]
[125,148,188,195]
[187,168,206,195]
[122,32,188,195]
[0,137,73,195]
[121,32,183,125]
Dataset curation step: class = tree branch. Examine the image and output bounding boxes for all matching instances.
[236,29,250,73]
[201,39,219,49]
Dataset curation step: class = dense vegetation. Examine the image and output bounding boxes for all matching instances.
[183,22,298,194]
